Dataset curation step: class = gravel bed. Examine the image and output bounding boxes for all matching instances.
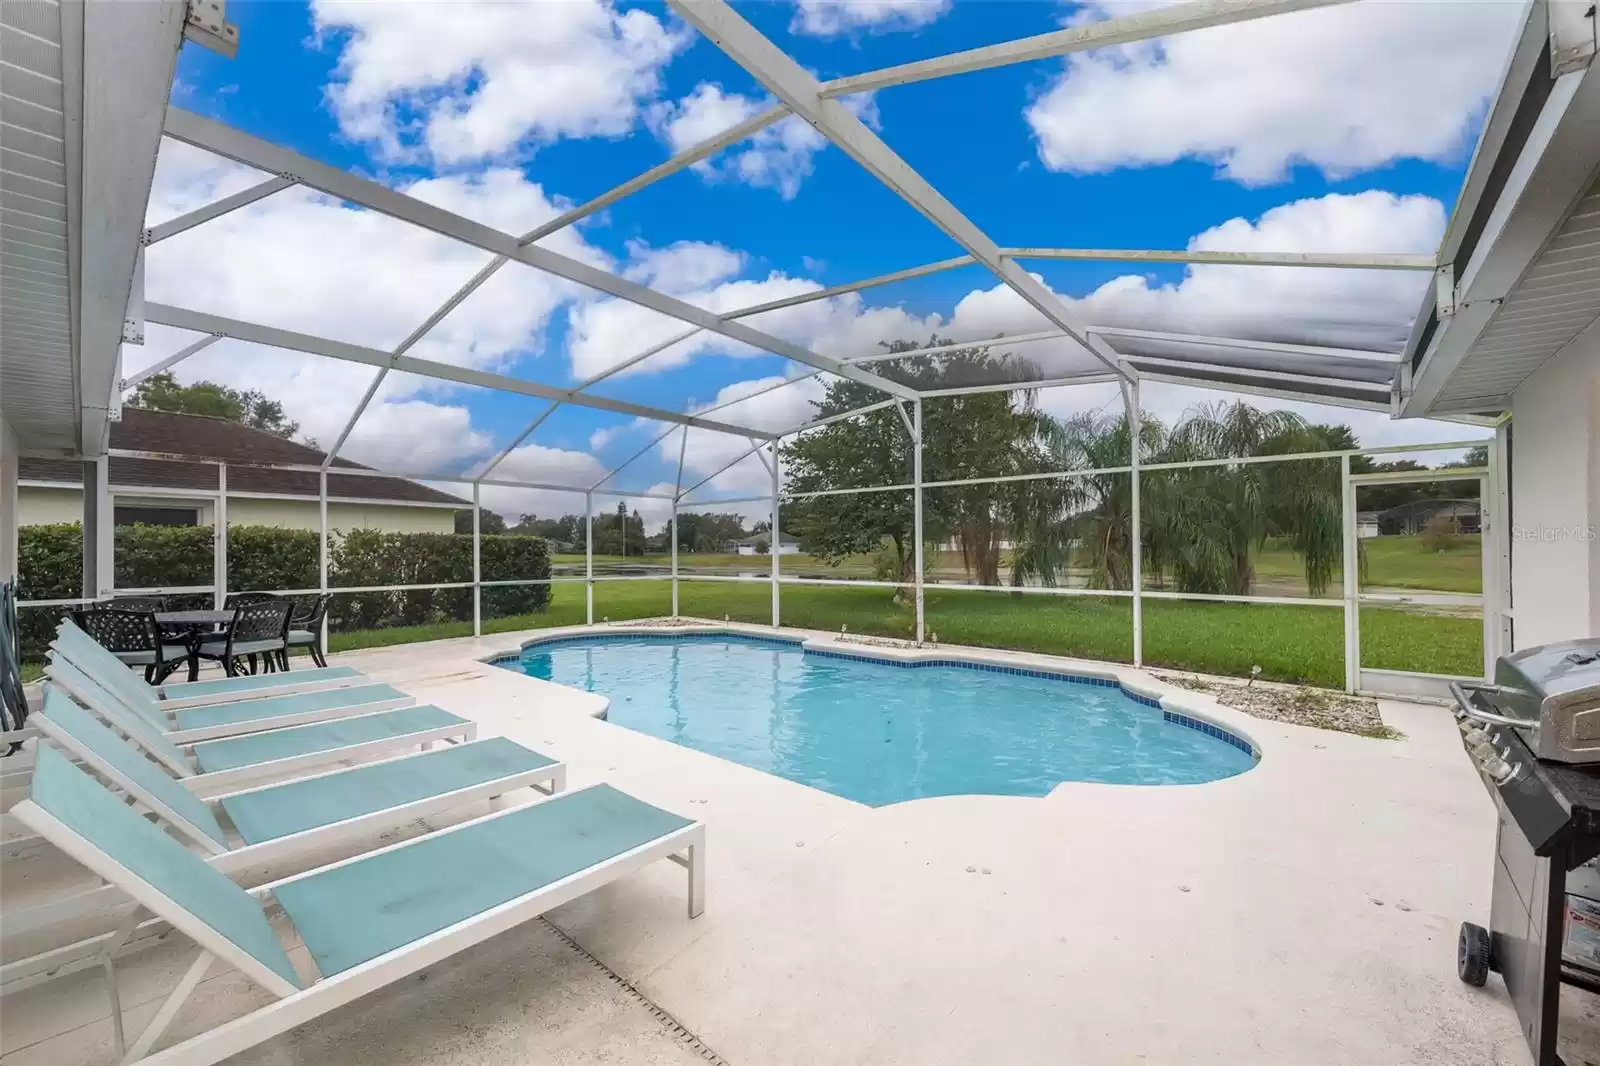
[836,633,920,650]
[1155,673,1402,739]
[612,617,715,628]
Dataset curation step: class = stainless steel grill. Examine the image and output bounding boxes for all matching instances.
[1452,639,1600,1066]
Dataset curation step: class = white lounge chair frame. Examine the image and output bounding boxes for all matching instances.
[11,783,705,1066]
[152,668,369,710]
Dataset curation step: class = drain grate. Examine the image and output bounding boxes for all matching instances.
[538,916,732,1066]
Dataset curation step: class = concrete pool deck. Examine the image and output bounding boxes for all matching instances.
[0,621,1548,1065]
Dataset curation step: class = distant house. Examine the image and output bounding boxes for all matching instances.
[735,531,800,555]
[1356,512,1381,539]
[1377,498,1482,536]
[17,409,467,534]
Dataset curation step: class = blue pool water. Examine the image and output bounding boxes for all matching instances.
[505,636,1255,805]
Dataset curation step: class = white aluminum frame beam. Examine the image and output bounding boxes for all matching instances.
[592,370,838,489]
[679,442,767,500]
[728,255,976,318]
[671,0,1132,381]
[522,106,787,246]
[142,176,294,245]
[161,108,917,402]
[1008,248,1435,270]
[143,302,780,439]
[569,256,982,402]
[119,334,221,391]
[817,0,1358,97]
[477,401,562,480]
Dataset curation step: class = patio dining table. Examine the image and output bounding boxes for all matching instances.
[154,609,234,684]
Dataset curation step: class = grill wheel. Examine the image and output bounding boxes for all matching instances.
[1458,921,1493,986]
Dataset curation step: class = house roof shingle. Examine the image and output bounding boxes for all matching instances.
[18,408,468,507]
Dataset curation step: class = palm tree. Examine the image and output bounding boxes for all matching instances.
[1043,402,1344,598]
[1031,409,1150,590]
[1143,402,1342,597]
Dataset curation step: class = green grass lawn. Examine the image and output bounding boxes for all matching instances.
[316,578,1482,688]
[1251,534,1482,595]
[572,535,1483,597]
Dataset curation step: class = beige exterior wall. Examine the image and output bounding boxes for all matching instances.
[1509,320,1600,647]
[18,486,456,535]
[17,485,85,526]
[226,498,456,534]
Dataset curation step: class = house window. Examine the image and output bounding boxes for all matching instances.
[114,505,200,527]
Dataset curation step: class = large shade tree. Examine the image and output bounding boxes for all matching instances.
[782,339,1068,591]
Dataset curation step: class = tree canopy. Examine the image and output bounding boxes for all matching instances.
[782,339,1061,590]
[128,372,301,440]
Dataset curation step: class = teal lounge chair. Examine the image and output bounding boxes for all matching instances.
[53,619,368,710]
[12,745,704,1065]
[44,652,414,744]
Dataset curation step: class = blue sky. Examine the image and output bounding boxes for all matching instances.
[131,0,1516,522]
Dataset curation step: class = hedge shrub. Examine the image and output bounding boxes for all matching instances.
[16,523,550,659]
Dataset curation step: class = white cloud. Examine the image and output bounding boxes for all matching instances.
[132,139,607,474]
[476,443,609,523]
[649,82,878,199]
[312,0,687,163]
[588,426,625,451]
[790,0,951,37]
[338,399,491,474]
[1025,0,1523,184]
[624,239,746,291]
[1037,190,1446,353]
[571,190,1441,397]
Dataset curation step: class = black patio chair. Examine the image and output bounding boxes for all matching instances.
[196,600,293,677]
[71,607,189,685]
[284,593,333,669]
[107,595,168,612]
[223,591,278,610]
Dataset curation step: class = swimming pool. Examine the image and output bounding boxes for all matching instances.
[501,635,1255,805]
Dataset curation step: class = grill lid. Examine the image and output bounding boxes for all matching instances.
[1503,640,1600,699]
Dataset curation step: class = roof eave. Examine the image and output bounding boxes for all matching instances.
[1402,4,1600,418]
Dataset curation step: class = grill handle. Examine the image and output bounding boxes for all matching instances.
[1450,680,1524,728]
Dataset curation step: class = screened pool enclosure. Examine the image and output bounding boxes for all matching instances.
[9,0,1512,698]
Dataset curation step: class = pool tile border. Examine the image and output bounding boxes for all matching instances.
[504,627,1259,760]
